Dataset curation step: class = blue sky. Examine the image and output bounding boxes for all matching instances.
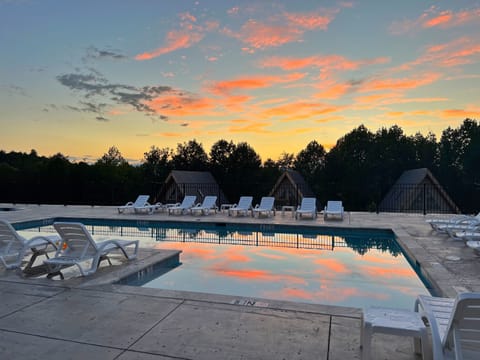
[1,0,479,163]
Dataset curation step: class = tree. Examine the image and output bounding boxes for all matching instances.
[209,139,236,181]
[324,125,375,209]
[411,132,439,169]
[230,142,261,170]
[96,146,127,166]
[143,146,172,179]
[294,140,326,178]
[172,139,208,170]
[276,152,295,170]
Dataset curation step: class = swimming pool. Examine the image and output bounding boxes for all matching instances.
[19,218,433,309]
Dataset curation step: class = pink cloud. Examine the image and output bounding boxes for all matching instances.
[390,6,480,34]
[222,9,339,50]
[396,37,480,71]
[260,55,390,73]
[135,12,210,60]
[209,73,305,96]
[423,8,480,28]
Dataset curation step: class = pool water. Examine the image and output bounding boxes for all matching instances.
[21,220,432,309]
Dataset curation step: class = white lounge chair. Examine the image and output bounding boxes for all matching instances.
[228,196,253,217]
[415,292,480,359]
[134,202,165,214]
[324,200,344,220]
[44,222,139,277]
[167,195,197,215]
[427,213,480,229]
[252,197,275,218]
[117,195,150,214]
[295,197,317,219]
[429,214,480,232]
[0,220,58,270]
[446,226,480,241]
[190,196,218,216]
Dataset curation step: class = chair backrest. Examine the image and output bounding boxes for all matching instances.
[180,195,197,208]
[447,292,480,355]
[237,196,253,209]
[133,195,150,207]
[259,197,275,210]
[202,196,217,208]
[300,197,316,210]
[327,201,343,212]
[53,222,99,258]
[0,220,24,252]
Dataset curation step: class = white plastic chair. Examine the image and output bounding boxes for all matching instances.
[190,196,218,216]
[415,292,480,359]
[228,196,253,217]
[0,220,58,270]
[252,197,275,218]
[295,197,317,219]
[324,200,344,220]
[44,222,139,277]
[167,195,197,215]
[117,195,150,214]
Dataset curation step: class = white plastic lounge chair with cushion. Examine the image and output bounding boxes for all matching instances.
[134,202,165,215]
[44,222,139,277]
[435,221,480,234]
[446,226,480,241]
[324,200,344,220]
[190,196,218,216]
[228,196,253,217]
[117,195,150,214]
[0,220,58,270]
[252,197,276,218]
[415,292,480,360]
[430,215,480,233]
[167,195,197,215]
[427,213,480,229]
[295,197,317,219]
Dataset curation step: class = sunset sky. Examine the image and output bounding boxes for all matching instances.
[1,0,479,163]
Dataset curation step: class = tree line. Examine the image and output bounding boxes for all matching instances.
[1,119,479,212]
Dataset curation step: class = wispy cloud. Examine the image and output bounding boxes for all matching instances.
[390,6,480,35]
[85,46,127,60]
[222,7,341,52]
[135,13,218,60]
[209,73,306,96]
[395,37,480,71]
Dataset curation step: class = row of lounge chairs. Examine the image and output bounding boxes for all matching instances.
[118,195,344,220]
[427,212,480,254]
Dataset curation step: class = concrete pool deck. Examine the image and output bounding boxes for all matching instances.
[1,204,479,359]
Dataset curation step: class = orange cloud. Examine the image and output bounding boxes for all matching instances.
[360,73,441,92]
[423,8,480,29]
[135,12,209,60]
[222,9,338,50]
[145,92,217,117]
[210,73,305,96]
[260,55,389,71]
[424,11,452,27]
[135,30,203,60]
[441,106,480,119]
[390,7,480,34]
[258,101,342,122]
